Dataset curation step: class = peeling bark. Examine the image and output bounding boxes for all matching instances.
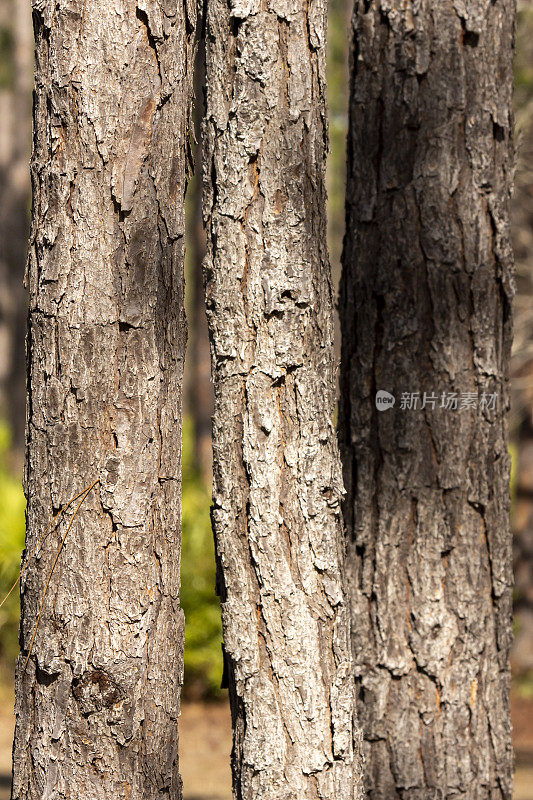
[12,2,194,798]
[202,0,364,798]
[340,1,515,798]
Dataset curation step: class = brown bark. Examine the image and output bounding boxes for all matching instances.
[202,0,364,797]
[340,1,516,798]
[12,2,194,798]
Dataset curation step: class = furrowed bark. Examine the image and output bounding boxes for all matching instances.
[340,1,515,798]
[12,2,194,798]
[203,2,364,798]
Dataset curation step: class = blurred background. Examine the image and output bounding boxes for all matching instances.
[1,1,533,798]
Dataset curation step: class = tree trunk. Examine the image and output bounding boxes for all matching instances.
[339,2,515,798]
[0,0,32,456]
[12,2,194,798]
[510,1,533,679]
[188,36,213,486]
[202,1,364,798]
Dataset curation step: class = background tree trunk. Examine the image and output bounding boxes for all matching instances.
[203,1,364,797]
[510,0,533,680]
[12,2,194,798]
[0,0,32,457]
[187,35,213,486]
[339,1,515,797]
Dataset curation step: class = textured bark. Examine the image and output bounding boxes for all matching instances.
[0,0,32,454]
[203,0,364,798]
[12,2,194,799]
[339,2,515,798]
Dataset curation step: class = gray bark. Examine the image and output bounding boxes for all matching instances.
[339,2,516,798]
[202,0,364,798]
[12,2,194,799]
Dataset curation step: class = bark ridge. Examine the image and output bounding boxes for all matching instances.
[12,2,194,798]
[203,0,365,796]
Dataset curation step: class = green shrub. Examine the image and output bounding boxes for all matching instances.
[180,416,223,698]
[0,417,222,697]
[0,422,26,664]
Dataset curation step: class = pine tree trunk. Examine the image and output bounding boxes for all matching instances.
[12,2,194,798]
[0,0,32,455]
[510,3,533,679]
[203,2,364,798]
[339,2,515,798]
[188,37,213,485]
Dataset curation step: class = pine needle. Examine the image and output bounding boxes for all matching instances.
[22,479,100,673]
[0,485,93,612]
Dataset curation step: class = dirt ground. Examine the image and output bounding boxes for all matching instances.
[0,683,531,799]
[512,694,533,800]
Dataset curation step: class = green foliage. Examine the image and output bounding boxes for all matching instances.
[181,416,223,698]
[327,0,349,118]
[0,422,26,664]
[515,5,533,129]
[0,416,222,696]
[516,8,533,89]
[513,670,533,700]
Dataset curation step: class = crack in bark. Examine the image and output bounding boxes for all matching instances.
[340,1,515,797]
